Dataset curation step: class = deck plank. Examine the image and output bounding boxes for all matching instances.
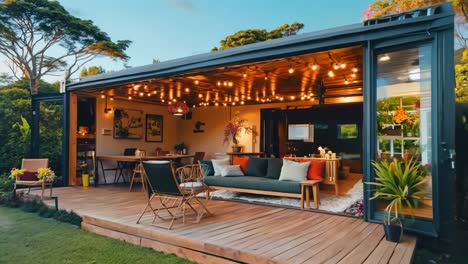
[27,186,417,264]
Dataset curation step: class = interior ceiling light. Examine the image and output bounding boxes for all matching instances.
[168,101,190,116]
[333,63,339,70]
[104,96,112,114]
[194,80,199,85]
[109,96,114,101]
[328,70,335,77]
[184,87,190,93]
[340,63,346,69]
[128,96,132,100]
[379,54,391,61]
[288,65,295,74]
[217,81,221,86]
[228,81,233,87]
[100,94,105,99]
[311,60,318,71]
[352,67,358,72]
[243,72,247,78]
[351,73,356,78]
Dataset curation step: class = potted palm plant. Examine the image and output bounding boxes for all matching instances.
[367,158,426,242]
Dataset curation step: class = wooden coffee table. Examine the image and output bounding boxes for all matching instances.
[301,180,321,209]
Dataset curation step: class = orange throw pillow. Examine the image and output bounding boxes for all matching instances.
[233,157,249,173]
[299,159,325,180]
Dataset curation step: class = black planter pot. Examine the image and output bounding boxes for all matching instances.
[383,223,402,242]
[232,146,242,153]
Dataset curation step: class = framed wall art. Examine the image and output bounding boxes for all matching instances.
[113,108,143,139]
[145,114,163,142]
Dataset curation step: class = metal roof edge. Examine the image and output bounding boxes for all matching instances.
[66,2,454,91]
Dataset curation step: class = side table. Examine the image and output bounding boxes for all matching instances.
[301,180,321,209]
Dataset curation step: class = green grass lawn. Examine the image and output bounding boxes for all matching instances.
[0,206,192,264]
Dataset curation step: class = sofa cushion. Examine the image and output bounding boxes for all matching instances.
[233,157,249,173]
[279,159,309,182]
[212,158,230,176]
[220,165,244,177]
[299,159,325,180]
[203,176,301,194]
[265,158,283,179]
[20,171,38,181]
[245,157,268,177]
[198,160,214,176]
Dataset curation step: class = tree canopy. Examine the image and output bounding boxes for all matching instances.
[80,66,105,78]
[0,0,132,94]
[211,22,304,51]
[363,0,467,22]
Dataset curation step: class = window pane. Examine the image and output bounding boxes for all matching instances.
[376,45,432,219]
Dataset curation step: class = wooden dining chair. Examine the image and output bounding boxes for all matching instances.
[137,161,211,229]
[192,152,205,164]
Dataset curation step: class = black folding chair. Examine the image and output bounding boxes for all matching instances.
[136,161,211,229]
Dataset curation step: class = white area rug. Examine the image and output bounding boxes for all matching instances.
[204,180,363,213]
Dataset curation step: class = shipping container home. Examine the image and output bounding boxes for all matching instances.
[34,3,455,241]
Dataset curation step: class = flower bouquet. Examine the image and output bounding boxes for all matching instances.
[223,111,252,150]
[37,167,56,182]
[9,168,25,179]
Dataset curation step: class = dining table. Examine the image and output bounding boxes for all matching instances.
[95,154,195,187]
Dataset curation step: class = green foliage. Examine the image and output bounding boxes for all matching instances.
[364,1,466,21]
[80,65,106,77]
[368,159,426,223]
[0,87,32,173]
[455,49,468,102]
[212,22,304,51]
[0,207,191,264]
[0,0,131,94]
[0,172,14,192]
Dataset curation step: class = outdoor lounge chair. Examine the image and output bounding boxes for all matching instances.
[136,161,211,229]
[14,158,51,200]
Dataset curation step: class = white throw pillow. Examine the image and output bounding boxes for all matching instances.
[220,165,244,177]
[279,159,310,182]
[212,158,230,176]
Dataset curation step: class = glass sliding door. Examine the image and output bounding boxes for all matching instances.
[375,44,433,220]
[32,94,67,186]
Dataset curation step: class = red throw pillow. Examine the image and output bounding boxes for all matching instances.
[20,171,39,181]
[299,159,325,180]
[233,157,249,173]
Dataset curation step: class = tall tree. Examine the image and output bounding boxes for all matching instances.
[80,66,105,78]
[0,0,132,94]
[211,22,304,51]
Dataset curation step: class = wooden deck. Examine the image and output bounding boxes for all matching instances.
[29,186,416,264]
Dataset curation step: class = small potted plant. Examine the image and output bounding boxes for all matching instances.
[174,142,187,154]
[367,158,426,242]
[36,167,56,182]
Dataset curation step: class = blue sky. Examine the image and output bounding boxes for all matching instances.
[1,0,376,81]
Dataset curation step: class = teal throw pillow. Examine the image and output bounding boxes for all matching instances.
[245,157,268,177]
[266,158,283,179]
